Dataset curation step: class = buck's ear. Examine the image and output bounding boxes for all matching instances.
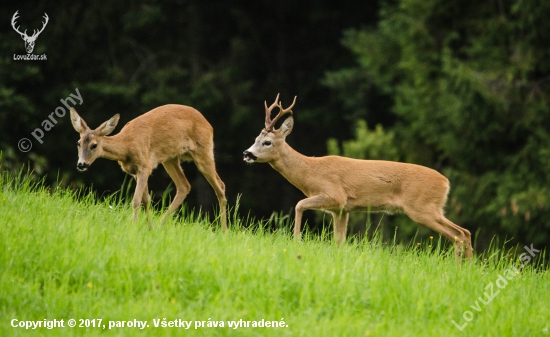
[281,116,294,137]
[70,108,89,133]
[97,114,120,136]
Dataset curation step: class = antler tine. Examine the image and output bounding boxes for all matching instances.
[266,95,297,131]
[264,93,280,130]
[32,13,49,37]
[11,10,24,36]
[280,95,297,113]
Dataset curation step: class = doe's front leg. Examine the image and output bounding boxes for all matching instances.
[132,171,150,223]
[141,183,153,228]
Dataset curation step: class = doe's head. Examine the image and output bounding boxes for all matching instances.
[243,94,296,163]
[69,108,120,171]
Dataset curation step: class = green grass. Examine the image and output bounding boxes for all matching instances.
[0,171,549,336]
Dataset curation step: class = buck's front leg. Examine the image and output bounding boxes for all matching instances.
[294,194,343,241]
[330,211,349,246]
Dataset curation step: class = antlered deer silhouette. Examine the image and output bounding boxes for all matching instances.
[11,11,49,54]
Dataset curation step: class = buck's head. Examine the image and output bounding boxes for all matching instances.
[243,94,296,163]
[70,108,120,171]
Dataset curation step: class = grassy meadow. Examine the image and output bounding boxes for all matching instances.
[0,171,549,336]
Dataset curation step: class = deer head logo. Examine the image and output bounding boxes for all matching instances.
[11,11,49,54]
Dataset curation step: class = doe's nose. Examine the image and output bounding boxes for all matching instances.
[77,162,89,171]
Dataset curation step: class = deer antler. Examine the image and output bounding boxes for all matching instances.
[264,93,280,130]
[11,11,49,39]
[32,13,49,38]
[264,94,297,131]
[11,11,25,37]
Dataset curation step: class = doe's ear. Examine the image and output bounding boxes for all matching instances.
[281,116,294,137]
[70,108,89,133]
[96,114,120,136]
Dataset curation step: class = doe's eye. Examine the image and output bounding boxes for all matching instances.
[77,142,80,148]
[263,141,272,146]
[91,143,98,150]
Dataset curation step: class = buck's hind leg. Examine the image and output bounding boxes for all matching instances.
[433,214,472,259]
[441,216,473,259]
[404,206,473,260]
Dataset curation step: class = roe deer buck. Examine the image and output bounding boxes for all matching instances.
[70,105,227,230]
[243,94,472,259]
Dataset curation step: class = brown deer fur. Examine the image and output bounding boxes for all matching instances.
[243,95,472,259]
[70,104,227,230]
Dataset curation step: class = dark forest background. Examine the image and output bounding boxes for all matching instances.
[1,0,549,255]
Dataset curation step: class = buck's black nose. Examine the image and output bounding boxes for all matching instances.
[243,151,257,162]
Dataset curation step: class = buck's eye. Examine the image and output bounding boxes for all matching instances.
[263,141,272,146]
[91,143,98,150]
[77,142,80,148]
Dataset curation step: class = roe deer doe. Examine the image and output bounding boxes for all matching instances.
[70,105,227,230]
